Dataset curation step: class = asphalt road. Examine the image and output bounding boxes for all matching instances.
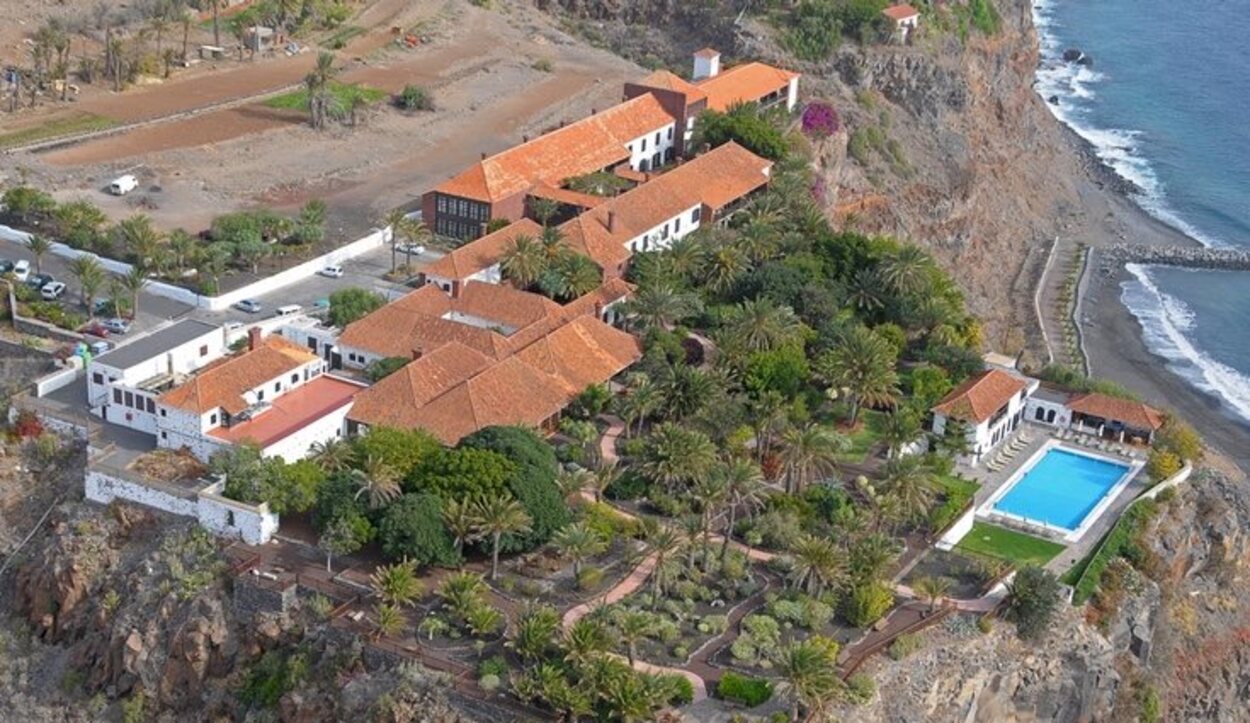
[0,237,436,344]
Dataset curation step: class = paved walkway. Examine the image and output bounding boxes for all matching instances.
[599,414,625,465]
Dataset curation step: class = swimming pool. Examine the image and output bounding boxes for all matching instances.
[989,446,1133,536]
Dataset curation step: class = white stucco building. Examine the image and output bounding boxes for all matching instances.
[930,368,1037,465]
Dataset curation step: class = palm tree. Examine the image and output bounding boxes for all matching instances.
[641,423,717,492]
[655,363,715,422]
[613,609,655,666]
[776,637,840,723]
[699,245,747,294]
[370,559,422,607]
[113,214,163,271]
[817,325,900,425]
[747,390,788,463]
[304,50,337,130]
[499,235,546,289]
[777,424,848,495]
[644,527,682,608]
[471,492,532,580]
[512,603,560,662]
[351,455,402,509]
[167,228,197,274]
[788,534,845,597]
[555,467,594,503]
[26,235,51,274]
[880,408,923,458]
[733,219,780,264]
[589,462,618,503]
[372,602,404,639]
[529,197,559,227]
[621,283,702,332]
[724,298,804,353]
[914,575,951,613]
[383,209,421,272]
[69,255,105,313]
[720,460,766,563]
[309,438,353,473]
[880,455,938,525]
[551,522,607,579]
[847,267,886,313]
[441,496,476,559]
[553,253,602,300]
[538,225,566,261]
[881,244,933,296]
[690,474,727,569]
[562,617,610,668]
[615,377,660,438]
[119,266,148,319]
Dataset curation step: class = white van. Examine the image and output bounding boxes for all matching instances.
[273,304,302,317]
[12,259,30,281]
[109,174,139,195]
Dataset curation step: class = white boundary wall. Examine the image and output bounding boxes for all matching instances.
[1,224,390,312]
[85,470,279,545]
[935,505,977,551]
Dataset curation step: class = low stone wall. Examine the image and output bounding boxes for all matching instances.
[85,468,198,517]
[233,573,297,616]
[34,365,81,397]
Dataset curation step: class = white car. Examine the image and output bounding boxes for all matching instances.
[40,281,66,300]
[396,243,425,256]
[12,259,29,282]
[319,264,344,278]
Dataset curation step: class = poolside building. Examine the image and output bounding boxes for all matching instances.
[930,368,1038,465]
[1026,387,1164,444]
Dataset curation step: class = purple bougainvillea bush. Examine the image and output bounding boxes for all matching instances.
[801,102,840,139]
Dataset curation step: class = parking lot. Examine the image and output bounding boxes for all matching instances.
[0,236,437,347]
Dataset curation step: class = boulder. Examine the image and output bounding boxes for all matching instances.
[1062,48,1084,62]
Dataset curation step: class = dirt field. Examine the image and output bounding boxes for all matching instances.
[2,0,643,239]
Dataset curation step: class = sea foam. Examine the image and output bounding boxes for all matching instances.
[1122,264,1250,423]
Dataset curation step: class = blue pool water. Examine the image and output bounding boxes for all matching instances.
[992,449,1129,531]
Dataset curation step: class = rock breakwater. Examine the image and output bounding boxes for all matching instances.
[1102,244,1250,272]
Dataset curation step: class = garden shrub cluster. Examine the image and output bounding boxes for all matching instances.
[716,670,773,706]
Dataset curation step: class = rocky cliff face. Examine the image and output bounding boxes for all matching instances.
[1,501,473,722]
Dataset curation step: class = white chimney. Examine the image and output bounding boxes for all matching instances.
[692,48,721,81]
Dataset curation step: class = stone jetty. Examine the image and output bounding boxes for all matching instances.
[1101,243,1250,272]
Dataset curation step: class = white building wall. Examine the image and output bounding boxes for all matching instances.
[261,402,352,463]
[625,123,677,171]
[785,77,800,112]
[624,204,702,255]
[1025,397,1072,428]
[197,481,279,545]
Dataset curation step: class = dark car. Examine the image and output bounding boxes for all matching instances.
[0,259,13,273]
[27,273,54,289]
[81,322,110,338]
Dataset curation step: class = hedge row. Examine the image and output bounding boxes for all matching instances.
[1071,499,1158,604]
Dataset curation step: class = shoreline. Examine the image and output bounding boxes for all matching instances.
[1054,119,1250,471]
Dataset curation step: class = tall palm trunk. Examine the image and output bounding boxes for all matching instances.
[212,2,220,48]
[490,531,501,580]
[720,505,738,564]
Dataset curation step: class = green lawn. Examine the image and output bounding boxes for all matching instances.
[0,113,117,151]
[263,82,387,111]
[836,410,884,463]
[956,522,1065,568]
[929,474,980,532]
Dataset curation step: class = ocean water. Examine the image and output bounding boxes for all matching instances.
[1033,0,1250,423]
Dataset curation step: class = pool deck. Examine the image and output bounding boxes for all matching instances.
[953,422,1151,578]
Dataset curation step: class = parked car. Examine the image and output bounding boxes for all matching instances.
[28,273,54,289]
[40,281,66,300]
[319,264,344,278]
[109,174,138,195]
[89,340,111,355]
[93,298,120,316]
[396,243,426,256]
[273,304,302,318]
[0,259,14,273]
[234,299,263,313]
[81,322,110,338]
[102,318,131,334]
[12,260,30,282]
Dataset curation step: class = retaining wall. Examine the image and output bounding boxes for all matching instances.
[935,505,976,551]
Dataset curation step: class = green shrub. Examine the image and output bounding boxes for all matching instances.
[577,565,605,591]
[665,674,696,705]
[730,636,757,663]
[843,581,893,628]
[395,84,434,111]
[1146,449,1183,483]
[605,469,649,500]
[532,58,553,72]
[846,673,876,704]
[887,632,922,660]
[671,644,689,659]
[477,655,508,678]
[478,673,501,691]
[977,615,993,634]
[717,671,773,707]
[1139,684,1161,723]
[1071,500,1159,604]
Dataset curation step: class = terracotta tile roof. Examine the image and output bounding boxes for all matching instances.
[337,282,564,361]
[160,334,319,415]
[528,183,610,211]
[696,62,799,112]
[345,343,493,430]
[558,142,772,266]
[348,316,641,445]
[562,277,636,319]
[424,219,543,281]
[931,369,1027,424]
[208,375,363,448]
[635,70,707,104]
[1067,393,1166,431]
[882,4,920,21]
[433,94,676,203]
